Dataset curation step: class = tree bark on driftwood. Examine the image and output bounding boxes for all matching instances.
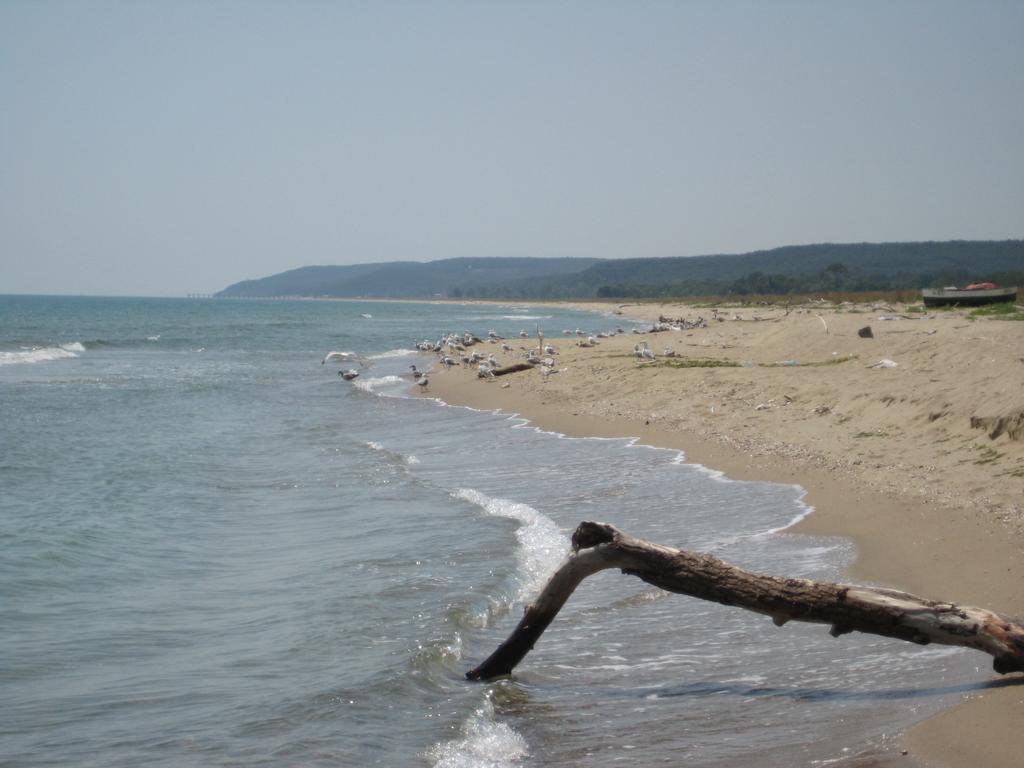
[489,362,535,377]
[467,521,1024,680]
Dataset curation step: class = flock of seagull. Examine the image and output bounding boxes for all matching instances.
[407,325,640,385]
[322,319,679,391]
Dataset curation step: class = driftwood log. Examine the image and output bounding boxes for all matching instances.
[467,521,1024,680]
[489,362,535,377]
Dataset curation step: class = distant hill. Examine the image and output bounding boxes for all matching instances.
[526,240,1024,298]
[217,257,603,298]
[216,240,1024,300]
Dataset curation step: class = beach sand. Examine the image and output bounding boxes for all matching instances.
[419,300,1024,767]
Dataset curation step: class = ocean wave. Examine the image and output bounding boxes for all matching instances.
[352,375,406,394]
[453,488,567,603]
[367,348,418,360]
[500,315,551,320]
[364,441,420,465]
[427,696,528,768]
[0,342,84,366]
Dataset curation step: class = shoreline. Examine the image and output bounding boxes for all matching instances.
[416,299,1024,767]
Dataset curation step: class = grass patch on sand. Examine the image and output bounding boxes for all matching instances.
[762,354,858,368]
[969,302,1024,321]
[974,445,1005,465]
[652,357,740,368]
[646,354,858,369]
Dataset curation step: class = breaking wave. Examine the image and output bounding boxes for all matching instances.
[0,342,84,366]
[453,488,567,604]
[427,696,528,768]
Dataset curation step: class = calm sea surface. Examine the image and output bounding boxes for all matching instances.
[1,295,988,767]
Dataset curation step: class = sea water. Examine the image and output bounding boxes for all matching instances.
[0,295,989,767]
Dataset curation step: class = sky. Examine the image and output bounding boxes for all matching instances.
[1,1,1022,297]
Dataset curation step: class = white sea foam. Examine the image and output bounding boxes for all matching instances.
[353,374,406,394]
[0,342,83,366]
[500,315,551,320]
[368,348,418,360]
[365,440,420,465]
[428,697,528,768]
[454,488,567,602]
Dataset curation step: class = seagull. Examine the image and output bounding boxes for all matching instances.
[409,364,424,380]
[634,342,656,359]
[339,369,359,380]
[417,375,429,391]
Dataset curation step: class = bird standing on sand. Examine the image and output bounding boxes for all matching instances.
[409,364,424,380]
[417,375,429,391]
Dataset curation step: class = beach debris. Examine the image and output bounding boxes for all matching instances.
[858,326,874,338]
[486,362,535,377]
[970,410,1024,442]
[466,521,1024,681]
[633,341,655,360]
[815,313,829,334]
[869,359,899,369]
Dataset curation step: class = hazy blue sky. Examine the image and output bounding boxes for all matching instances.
[2,1,1022,296]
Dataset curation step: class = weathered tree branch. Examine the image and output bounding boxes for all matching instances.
[490,362,536,377]
[466,521,1024,680]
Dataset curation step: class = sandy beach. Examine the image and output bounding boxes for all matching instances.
[418,299,1024,767]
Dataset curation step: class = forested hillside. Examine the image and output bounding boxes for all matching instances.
[217,240,1023,299]
[217,257,602,298]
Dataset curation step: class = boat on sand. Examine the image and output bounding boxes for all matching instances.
[921,283,1017,307]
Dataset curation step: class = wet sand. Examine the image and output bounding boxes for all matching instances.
[418,300,1024,767]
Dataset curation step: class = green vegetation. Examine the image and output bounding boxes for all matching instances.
[969,302,1024,320]
[762,355,858,368]
[973,445,1005,465]
[652,357,740,368]
[217,240,1023,300]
